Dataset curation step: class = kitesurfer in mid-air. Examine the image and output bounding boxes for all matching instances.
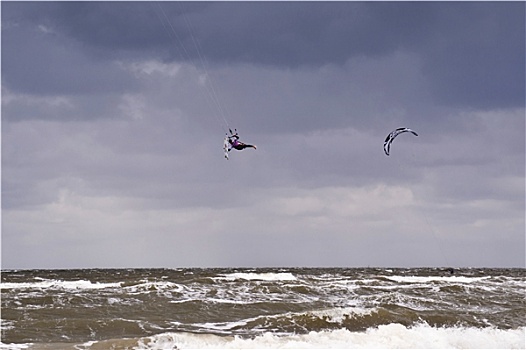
[226,130,256,152]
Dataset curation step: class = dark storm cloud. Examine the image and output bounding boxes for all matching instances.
[4,1,434,65]
[1,1,165,53]
[1,9,140,96]
[2,28,141,96]
[418,3,526,109]
[189,2,436,66]
[190,1,524,109]
[185,1,526,110]
[3,2,523,109]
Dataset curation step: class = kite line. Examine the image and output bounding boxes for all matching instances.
[154,2,231,133]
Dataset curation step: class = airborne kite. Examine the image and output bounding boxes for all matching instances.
[224,129,256,160]
[383,128,418,156]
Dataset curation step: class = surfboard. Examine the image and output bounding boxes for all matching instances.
[223,136,230,160]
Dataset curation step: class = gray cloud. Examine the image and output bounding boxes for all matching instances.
[1,24,140,98]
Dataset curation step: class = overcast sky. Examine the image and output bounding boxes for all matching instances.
[2,1,524,269]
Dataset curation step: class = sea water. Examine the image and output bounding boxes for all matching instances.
[1,268,524,349]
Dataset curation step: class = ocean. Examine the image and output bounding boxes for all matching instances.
[1,268,524,349]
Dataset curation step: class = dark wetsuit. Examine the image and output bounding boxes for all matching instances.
[228,136,256,151]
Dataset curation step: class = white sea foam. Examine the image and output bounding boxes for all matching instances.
[218,272,297,281]
[0,279,121,290]
[136,325,526,349]
[0,320,16,331]
[383,275,492,284]
[0,343,30,349]
[309,307,374,323]
[123,281,182,294]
